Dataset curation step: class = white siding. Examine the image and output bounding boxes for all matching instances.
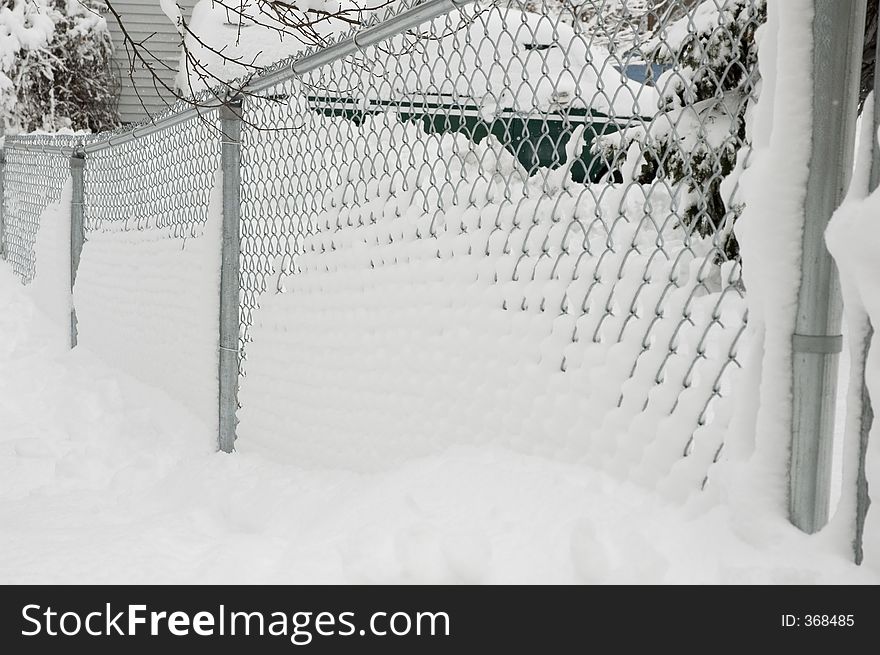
[101,1,196,124]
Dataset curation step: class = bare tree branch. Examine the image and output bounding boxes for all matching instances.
[98,0,398,124]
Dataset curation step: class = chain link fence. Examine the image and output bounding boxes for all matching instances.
[0,1,770,496]
[1,135,79,283]
[81,113,221,236]
[234,0,760,489]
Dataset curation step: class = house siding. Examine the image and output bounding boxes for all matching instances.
[101,1,197,124]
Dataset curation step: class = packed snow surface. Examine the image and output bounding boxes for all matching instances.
[0,261,877,583]
[237,105,746,504]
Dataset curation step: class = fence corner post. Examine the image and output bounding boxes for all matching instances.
[70,149,85,349]
[218,101,242,454]
[790,0,867,533]
[0,150,6,261]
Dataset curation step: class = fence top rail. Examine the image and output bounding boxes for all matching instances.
[2,134,83,157]
[3,0,477,157]
[293,0,475,77]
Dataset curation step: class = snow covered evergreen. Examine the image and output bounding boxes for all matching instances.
[594,0,765,260]
[0,0,119,134]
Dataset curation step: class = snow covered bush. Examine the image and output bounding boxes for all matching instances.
[593,0,765,260]
[0,0,119,134]
[511,0,703,54]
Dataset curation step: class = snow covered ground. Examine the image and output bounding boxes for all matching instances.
[0,261,876,584]
[0,0,877,586]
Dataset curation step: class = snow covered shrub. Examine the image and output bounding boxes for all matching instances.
[594,0,765,261]
[0,0,119,134]
[512,1,703,54]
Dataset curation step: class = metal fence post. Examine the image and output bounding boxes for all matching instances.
[0,151,6,260]
[218,102,242,453]
[70,150,85,349]
[791,0,867,533]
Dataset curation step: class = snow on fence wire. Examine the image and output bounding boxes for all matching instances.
[0,135,78,283]
[0,0,763,497]
[79,114,221,235]
[0,108,225,434]
[235,0,758,494]
[73,113,225,434]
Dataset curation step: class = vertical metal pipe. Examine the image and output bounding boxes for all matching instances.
[70,151,85,349]
[218,103,242,454]
[791,0,867,533]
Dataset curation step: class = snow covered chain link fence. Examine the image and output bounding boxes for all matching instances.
[229,0,762,494]
[79,114,221,235]
[0,135,78,283]
[2,0,864,545]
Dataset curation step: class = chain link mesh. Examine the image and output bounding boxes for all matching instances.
[1,135,78,283]
[0,0,763,492]
[239,0,760,488]
[81,114,221,235]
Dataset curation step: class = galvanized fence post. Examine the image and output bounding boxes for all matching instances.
[791,0,867,533]
[218,102,242,453]
[0,150,6,260]
[70,150,85,349]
